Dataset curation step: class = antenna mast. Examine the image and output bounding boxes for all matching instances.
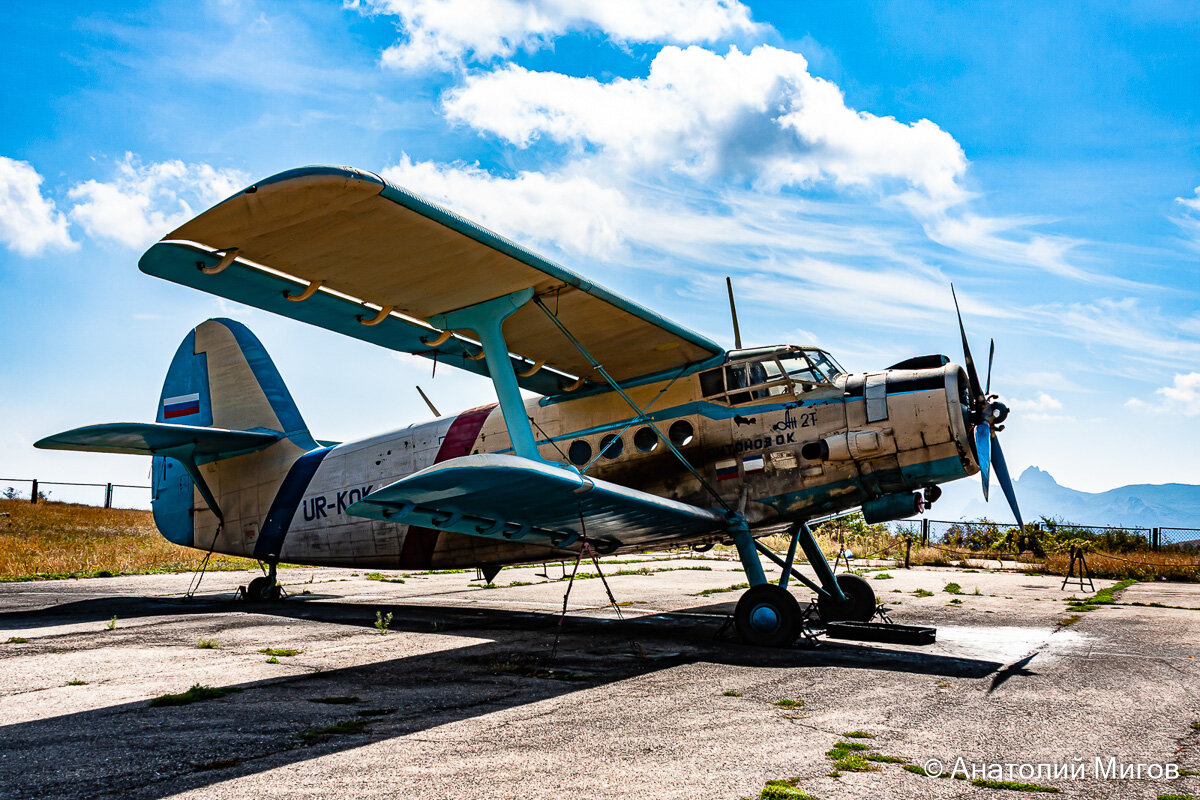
[726,276,743,349]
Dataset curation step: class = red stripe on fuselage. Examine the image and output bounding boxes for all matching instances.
[398,404,497,568]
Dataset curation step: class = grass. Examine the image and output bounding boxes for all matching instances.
[105,615,117,630]
[1191,722,1200,731]
[903,764,931,776]
[723,690,743,697]
[364,572,405,583]
[1068,578,1139,612]
[150,684,240,707]
[298,719,368,743]
[1058,614,1082,627]
[943,582,962,594]
[841,731,875,738]
[66,679,87,685]
[970,778,1060,793]
[0,499,258,580]
[259,647,302,657]
[773,698,803,708]
[694,582,750,597]
[197,637,219,649]
[5,636,28,644]
[825,740,875,772]
[265,656,279,664]
[755,777,817,800]
[949,598,963,605]
[872,572,893,579]
[1157,795,1195,800]
[309,696,361,704]
[865,753,906,763]
[375,610,393,633]
[913,589,934,597]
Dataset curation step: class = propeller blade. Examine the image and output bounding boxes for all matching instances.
[985,339,994,396]
[951,285,985,404]
[975,424,991,500]
[991,436,1024,531]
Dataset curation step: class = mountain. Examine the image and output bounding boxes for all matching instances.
[929,466,1200,530]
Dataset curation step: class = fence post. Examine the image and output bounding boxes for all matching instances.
[30,479,38,504]
[904,536,912,569]
[1152,528,1159,552]
[921,518,930,546]
[104,483,113,508]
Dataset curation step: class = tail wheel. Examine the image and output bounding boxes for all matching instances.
[734,584,801,647]
[817,574,876,623]
[246,576,281,602]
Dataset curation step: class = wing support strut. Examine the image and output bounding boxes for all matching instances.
[430,289,548,463]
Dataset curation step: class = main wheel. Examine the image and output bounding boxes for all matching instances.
[734,584,802,647]
[246,576,281,602]
[817,574,876,623]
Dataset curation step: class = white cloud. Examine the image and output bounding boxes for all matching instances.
[68,153,248,249]
[0,157,76,256]
[1009,391,1070,422]
[1177,186,1200,212]
[351,0,762,70]
[445,45,968,211]
[1154,372,1200,416]
[1037,297,1200,369]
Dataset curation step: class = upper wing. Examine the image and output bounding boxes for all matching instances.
[346,453,728,551]
[139,166,724,396]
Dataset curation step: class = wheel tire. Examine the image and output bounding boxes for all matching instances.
[817,574,877,623]
[246,576,279,603]
[734,584,802,647]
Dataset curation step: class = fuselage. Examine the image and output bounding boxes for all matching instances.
[221,347,979,571]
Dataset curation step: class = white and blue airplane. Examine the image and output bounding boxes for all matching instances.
[37,166,1022,647]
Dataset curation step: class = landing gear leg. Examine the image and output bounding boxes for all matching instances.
[749,521,877,624]
[729,517,802,647]
[246,562,282,603]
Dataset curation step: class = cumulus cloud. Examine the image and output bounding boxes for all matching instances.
[1009,392,1070,422]
[444,45,968,210]
[1177,186,1200,213]
[1153,372,1200,416]
[0,157,76,256]
[67,154,248,248]
[351,0,762,70]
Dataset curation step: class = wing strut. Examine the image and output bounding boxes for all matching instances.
[531,296,734,515]
[430,289,548,463]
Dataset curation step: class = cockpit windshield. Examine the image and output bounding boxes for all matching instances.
[699,346,846,406]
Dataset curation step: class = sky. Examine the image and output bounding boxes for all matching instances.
[1,0,1198,509]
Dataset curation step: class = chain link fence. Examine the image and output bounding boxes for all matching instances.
[0,478,150,510]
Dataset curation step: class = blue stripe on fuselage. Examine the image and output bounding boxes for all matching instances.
[254,446,331,561]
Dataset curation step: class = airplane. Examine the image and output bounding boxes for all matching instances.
[36,165,1023,648]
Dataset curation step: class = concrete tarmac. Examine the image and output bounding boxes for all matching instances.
[0,556,1197,799]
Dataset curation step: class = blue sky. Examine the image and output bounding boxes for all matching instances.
[2,0,1198,508]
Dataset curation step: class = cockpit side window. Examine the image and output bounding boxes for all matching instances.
[699,358,794,406]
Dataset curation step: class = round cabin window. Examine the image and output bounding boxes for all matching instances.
[599,434,624,459]
[567,440,592,466]
[633,426,659,452]
[668,420,694,447]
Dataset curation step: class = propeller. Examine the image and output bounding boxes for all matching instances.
[951,286,1023,530]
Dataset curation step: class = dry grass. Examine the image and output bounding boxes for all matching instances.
[0,499,256,581]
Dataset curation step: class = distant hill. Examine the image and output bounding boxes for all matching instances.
[930,466,1200,530]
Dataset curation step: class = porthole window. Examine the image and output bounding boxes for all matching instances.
[633,426,659,453]
[668,420,694,447]
[599,434,624,459]
[567,440,592,466]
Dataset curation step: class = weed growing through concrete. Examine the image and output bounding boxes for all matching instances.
[949,598,963,605]
[197,637,219,649]
[913,589,934,597]
[943,582,962,594]
[865,753,906,763]
[265,656,279,664]
[970,778,1060,793]
[1058,615,1081,627]
[66,679,87,685]
[1067,579,1138,612]
[298,719,368,743]
[106,615,116,630]
[774,698,803,708]
[431,620,444,632]
[694,582,749,597]
[375,611,392,633]
[841,731,874,738]
[723,690,742,697]
[4,636,27,644]
[872,572,893,579]
[364,572,405,583]
[149,684,240,707]
[755,777,817,799]
[826,740,875,772]
[259,647,302,657]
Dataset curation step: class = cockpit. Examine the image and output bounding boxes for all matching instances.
[699,345,846,406]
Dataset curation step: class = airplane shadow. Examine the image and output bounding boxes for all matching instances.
[0,592,1001,799]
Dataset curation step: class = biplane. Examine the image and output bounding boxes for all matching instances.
[36,165,1022,647]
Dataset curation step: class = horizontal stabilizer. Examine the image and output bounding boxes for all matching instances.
[346,453,727,551]
[35,422,280,462]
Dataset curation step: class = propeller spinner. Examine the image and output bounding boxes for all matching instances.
[951,286,1024,530]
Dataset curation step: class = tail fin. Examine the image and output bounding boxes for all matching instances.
[150,319,317,547]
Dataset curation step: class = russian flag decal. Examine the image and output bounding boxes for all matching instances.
[715,458,739,481]
[742,454,766,475]
[162,393,201,419]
